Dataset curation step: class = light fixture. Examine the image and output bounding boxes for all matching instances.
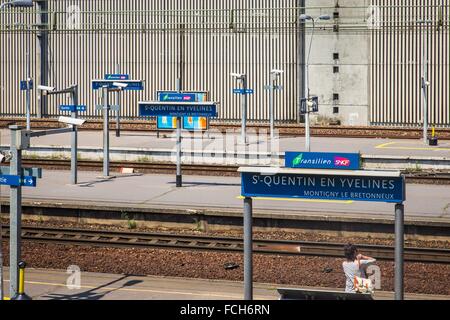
[58,116,86,127]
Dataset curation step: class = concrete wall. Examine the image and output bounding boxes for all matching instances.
[305,0,370,126]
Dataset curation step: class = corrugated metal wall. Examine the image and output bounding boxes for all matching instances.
[0,0,300,122]
[370,1,450,126]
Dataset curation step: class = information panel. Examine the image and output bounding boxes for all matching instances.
[285,152,361,170]
[241,171,405,204]
[156,91,209,131]
[139,102,217,118]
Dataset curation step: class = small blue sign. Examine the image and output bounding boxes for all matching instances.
[241,172,405,204]
[105,74,130,81]
[92,80,144,91]
[158,93,197,102]
[59,105,87,112]
[233,89,254,95]
[0,175,37,187]
[20,80,33,91]
[300,96,319,114]
[285,152,361,170]
[139,103,218,118]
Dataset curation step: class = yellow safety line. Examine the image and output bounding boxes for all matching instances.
[375,141,450,151]
[375,142,397,149]
[24,280,272,300]
[237,196,353,204]
[383,146,450,151]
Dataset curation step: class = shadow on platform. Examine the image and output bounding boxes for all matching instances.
[44,275,143,300]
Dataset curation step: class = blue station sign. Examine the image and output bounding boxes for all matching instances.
[92,80,144,91]
[105,74,130,81]
[59,105,87,112]
[0,175,37,187]
[139,102,218,118]
[158,92,197,102]
[240,168,405,204]
[285,152,361,170]
[233,88,254,95]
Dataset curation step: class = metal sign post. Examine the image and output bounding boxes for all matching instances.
[102,86,110,178]
[395,203,405,300]
[238,166,406,300]
[5,118,83,298]
[231,73,250,144]
[0,218,3,301]
[243,196,253,300]
[139,100,218,188]
[9,125,24,298]
[419,20,432,144]
[241,76,248,145]
[176,78,182,187]
[70,85,79,185]
[25,52,32,131]
[41,85,84,185]
[266,70,283,155]
[92,79,144,178]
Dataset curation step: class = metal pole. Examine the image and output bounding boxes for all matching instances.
[176,78,182,187]
[71,85,78,185]
[243,197,253,300]
[422,24,429,144]
[296,0,306,124]
[26,52,31,131]
[36,0,49,118]
[115,64,121,138]
[9,126,23,298]
[0,209,4,300]
[394,203,405,301]
[304,20,315,153]
[103,86,110,178]
[241,75,248,144]
[269,73,275,142]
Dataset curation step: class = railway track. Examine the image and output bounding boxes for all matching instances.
[17,158,450,182]
[2,225,450,264]
[2,118,450,139]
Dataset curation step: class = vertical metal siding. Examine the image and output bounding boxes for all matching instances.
[0,0,299,123]
[370,1,450,126]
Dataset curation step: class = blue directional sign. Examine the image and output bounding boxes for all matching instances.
[241,171,405,204]
[233,88,254,95]
[285,152,361,170]
[59,105,87,112]
[92,80,144,91]
[105,74,130,81]
[0,175,37,187]
[139,102,218,118]
[20,80,33,91]
[0,166,42,178]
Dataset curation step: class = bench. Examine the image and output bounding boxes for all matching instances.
[277,288,374,301]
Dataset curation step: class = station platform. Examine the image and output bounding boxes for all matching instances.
[2,268,448,300]
[1,170,449,223]
[0,129,449,158]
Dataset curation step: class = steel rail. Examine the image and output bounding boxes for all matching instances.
[1,225,449,264]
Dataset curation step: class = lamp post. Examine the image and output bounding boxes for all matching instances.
[0,0,34,301]
[231,73,248,144]
[418,20,432,145]
[299,13,331,152]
